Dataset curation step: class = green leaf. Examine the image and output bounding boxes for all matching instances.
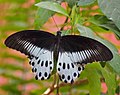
[77,24,120,74]
[116,85,120,94]
[34,8,55,29]
[60,85,71,93]
[90,15,120,38]
[35,0,64,3]
[98,0,120,30]
[35,1,69,17]
[77,24,95,38]
[77,0,96,6]
[101,67,116,95]
[83,63,116,95]
[84,63,101,95]
[65,0,77,8]
[109,52,120,74]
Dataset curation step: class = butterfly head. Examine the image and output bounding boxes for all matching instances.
[57,31,62,37]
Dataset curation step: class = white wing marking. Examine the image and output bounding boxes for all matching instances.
[57,52,83,83]
[21,41,54,80]
[57,49,102,83]
[69,49,101,64]
[29,48,54,80]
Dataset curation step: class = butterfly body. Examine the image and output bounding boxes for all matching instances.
[5,30,113,83]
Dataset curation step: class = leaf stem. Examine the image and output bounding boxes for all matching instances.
[60,9,72,31]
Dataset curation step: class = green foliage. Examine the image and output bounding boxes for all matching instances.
[101,66,116,95]
[1,0,120,95]
[34,8,55,29]
[90,15,120,38]
[98,0,120,30]
[85,64,101,95]
[87,63,116,95]
[77,0,96,6]
[35,1,69,16]
[64,0,76,7]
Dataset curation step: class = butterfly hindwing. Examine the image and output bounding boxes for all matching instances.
[57,52,83,83]
[29,49,54,80]
[5,30,56,80]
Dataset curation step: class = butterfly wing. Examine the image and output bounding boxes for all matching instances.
[57,35,113,83]
[5,30,56,80]
[60,35,113,63]
[57,52,83,83]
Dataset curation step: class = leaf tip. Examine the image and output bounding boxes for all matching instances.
[34,3,39,7]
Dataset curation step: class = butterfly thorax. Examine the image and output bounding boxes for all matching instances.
[53,31,62,60]
[55,31,62,50]
[52,31,62,73]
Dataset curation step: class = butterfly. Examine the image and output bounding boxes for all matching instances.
[4,30,113,83]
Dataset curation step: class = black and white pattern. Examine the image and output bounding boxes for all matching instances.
[57,52,83,83]
[4,30,113,83]
[29,49,54,80]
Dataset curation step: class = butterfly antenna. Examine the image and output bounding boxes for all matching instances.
[52,16,60,31]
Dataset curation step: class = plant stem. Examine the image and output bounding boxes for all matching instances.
[60,9,72,31]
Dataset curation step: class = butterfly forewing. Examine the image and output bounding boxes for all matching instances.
[60,35,113,63]
[5,30,56,80]
[5,30,55,55]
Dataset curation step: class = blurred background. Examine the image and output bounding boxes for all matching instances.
[0,0,120,95]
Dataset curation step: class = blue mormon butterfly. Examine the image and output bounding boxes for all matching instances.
[4,30,113,83]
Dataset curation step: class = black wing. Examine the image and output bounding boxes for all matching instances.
[5,30,55,56]
[5,30,56,80]
[60,35,113,63]
[57,35,113,83]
